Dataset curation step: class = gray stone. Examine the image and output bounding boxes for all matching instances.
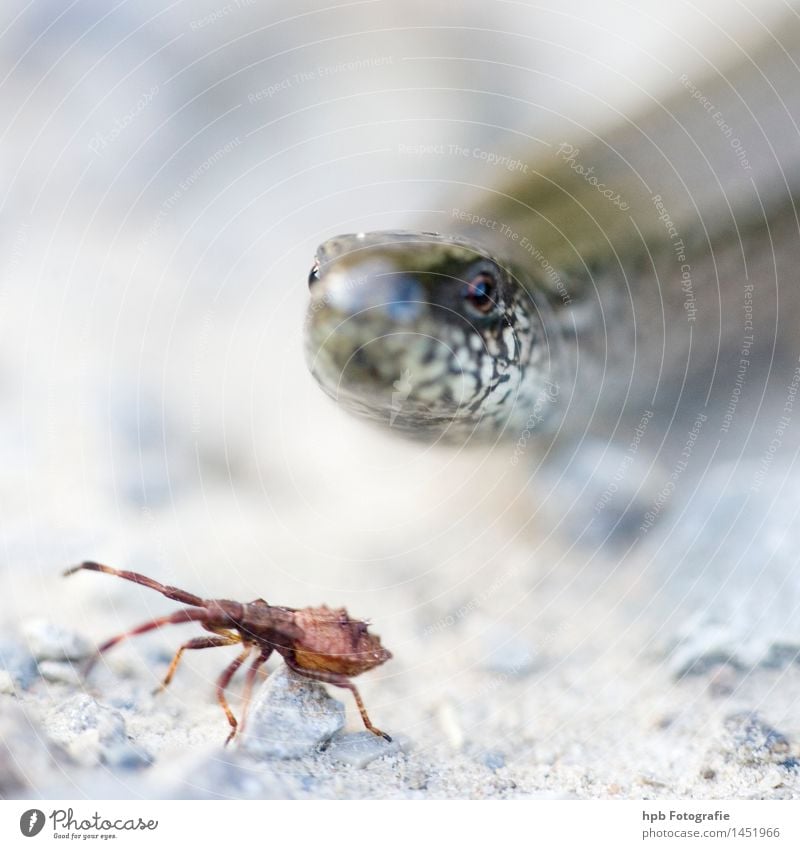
[723,711,792,767]
[238,666,345,759]
[667,619,747,677]
[0,636,37,690]
[42,693,151,769]
[325,731,409,768]
[22,619,92,662]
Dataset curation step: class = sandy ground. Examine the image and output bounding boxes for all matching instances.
[1,0,800,800]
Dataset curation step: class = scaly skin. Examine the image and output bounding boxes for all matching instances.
[304,21,800,456]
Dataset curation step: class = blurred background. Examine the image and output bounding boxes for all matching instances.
[2,0,799,798]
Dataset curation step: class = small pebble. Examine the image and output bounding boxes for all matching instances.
[724,711,792,766]
[639,775,669,789]
[238,665,345,759]
[38,660,83,687]
[483,750,506,771]
[666,619,742,677]
[325,731,409,768]
[22,619,92,662]
[405,767,430,791]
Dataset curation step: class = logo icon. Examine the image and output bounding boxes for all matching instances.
[19,809,45,837]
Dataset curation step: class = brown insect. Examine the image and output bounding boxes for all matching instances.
[64,561,392,743]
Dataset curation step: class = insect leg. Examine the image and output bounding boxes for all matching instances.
[153,634,241,695]
[284,659,391,742]
[84,607,213,676]
[64,561,205,607]
[217,645,253,745]
[237,647,273,737]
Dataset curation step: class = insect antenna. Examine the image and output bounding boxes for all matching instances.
[64,561,205,607]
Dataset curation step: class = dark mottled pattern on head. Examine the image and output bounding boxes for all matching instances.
[304,231,561,441]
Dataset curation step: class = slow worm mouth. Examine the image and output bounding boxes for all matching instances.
[306,330,410,400]
[307,259,321,289]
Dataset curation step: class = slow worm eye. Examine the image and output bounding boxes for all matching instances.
[464,271,497,314]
